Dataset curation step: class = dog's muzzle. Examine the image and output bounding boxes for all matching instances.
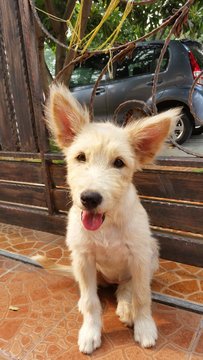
[80,190,103,210]
[80,190,105,231]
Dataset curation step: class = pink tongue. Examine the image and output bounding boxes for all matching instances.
[81,211,104,231]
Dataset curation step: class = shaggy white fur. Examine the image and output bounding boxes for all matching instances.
[46,83,181,354]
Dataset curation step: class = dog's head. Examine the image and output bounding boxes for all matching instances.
[46,84,181,231]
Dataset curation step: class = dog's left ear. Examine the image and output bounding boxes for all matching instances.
[45,83,89,149]
[125,108,181,166]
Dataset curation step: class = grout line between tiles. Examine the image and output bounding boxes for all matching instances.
[0,234,65,268]
[0,262,19,279]
[21,304,78,360]
[189,316,203,355]
[0,349,17,360]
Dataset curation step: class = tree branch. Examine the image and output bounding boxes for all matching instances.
[44,0,60,34]
[120,0,158,5]
[35,20,52,96]
[80,0,92,39]
[60,0,93,83]
[63,0,77,20]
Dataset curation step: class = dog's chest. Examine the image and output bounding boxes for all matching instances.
[94,236,131,283]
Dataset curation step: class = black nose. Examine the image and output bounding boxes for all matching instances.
[80,191,103,210]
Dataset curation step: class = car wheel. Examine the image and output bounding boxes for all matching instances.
[124,107,193,144]
[123,108,148,125]
[172,111,193,145]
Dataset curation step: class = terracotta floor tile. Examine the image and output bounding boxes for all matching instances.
[190,355,203,360]
[105,329,135,348]
[91,336,114,358]
[176,310,202,330]
[197,270,203,278]
[169,280,199,295]
[26,290,202,359]
[95,349,125,360]
[36,239,71,267]
[0,222,62,258]
[0,258,77,360]
[25,315,89,360]
[153,259,203,306]
[180,264,202,275]
[0,257,18,277]
[153,345,188,360]
[0,223,203,359]
[194,331,203,354]
[0,352,11,360]
[124,345,151,359]
[154,271,180,286]
[162,288,185,299]
[1,222,203,307]
[0,259,201,360]
[159,260,179,271]
[151,279,164,293]
[154,311,182,336]
[169,328,195,350]
[188,293,203,303]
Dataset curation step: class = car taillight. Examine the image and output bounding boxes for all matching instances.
[188,51,203,85]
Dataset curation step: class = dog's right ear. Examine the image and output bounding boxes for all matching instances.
[125,108,181,167]
[45,83,90,149]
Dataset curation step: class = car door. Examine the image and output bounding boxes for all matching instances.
[70,54,109,121]
[105,44,169,122]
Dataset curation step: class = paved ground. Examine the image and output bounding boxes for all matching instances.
[161,134,203,158]
[0,223,203,359]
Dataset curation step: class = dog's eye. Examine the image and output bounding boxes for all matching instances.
[76,153,86,162]
[113,158,125,168]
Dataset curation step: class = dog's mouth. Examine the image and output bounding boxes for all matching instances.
[81,210,105,231]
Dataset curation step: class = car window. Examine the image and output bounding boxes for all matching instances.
[69,54,109,88]
[115,45,169,79]
[69,67,100,87]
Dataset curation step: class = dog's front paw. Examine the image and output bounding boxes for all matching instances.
[116,301,134,327]
[134,316,158,348]
[78,323,101,354]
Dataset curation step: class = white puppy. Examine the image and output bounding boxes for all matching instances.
[46,84,181,354]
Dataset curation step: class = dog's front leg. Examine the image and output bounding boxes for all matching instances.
[72,252,102,354]
[130,257,157,348]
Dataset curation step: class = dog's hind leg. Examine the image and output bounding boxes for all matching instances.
[72,252,102,354]
[116,281,134,327]
[130,257,158,348]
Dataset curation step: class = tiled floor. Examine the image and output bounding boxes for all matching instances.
[0,223,65,260]
[1,223,202,308]
[0,222,203,359]
[152,259,203,306]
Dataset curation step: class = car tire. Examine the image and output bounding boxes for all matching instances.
[124,107,193,144]
[122,108,148,125]
[172,111,193,145]
[158,107,193,145]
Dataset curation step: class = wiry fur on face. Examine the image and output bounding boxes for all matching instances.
[66,122,136,214]
[46,83,181,220]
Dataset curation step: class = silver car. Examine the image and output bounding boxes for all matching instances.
[70,40,203,144]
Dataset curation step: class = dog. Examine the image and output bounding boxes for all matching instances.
[45,83,181,354]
